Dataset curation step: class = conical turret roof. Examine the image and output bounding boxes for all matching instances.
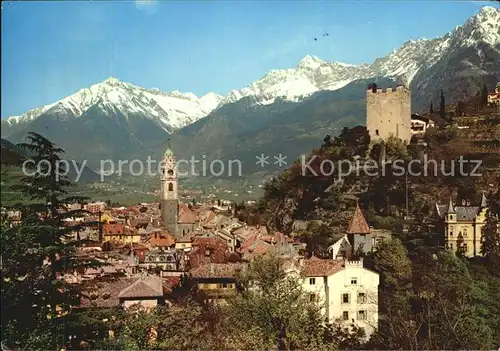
[347,203,370,234]
[446,197,455,214]
[480,191,488,208]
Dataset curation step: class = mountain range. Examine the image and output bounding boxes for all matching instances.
[2,6,499,178]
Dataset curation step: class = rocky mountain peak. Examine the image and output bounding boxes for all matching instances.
[297,55,325,70]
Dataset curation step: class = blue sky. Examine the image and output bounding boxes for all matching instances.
[1,0,495,117]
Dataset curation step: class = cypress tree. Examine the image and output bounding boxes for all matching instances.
[429,101,434,114]
[481,84,489,107]
[439,90,446,121]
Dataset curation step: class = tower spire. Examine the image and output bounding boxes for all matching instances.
[480,191,487,208]
[446,197,455,214]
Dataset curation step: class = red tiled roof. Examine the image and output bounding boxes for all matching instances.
[302,257,343,277]
[118,275,164,298]
[103,223,125,235]
[239,234,258,252]
[148,232,175,248]
[243,241,272,261]
[346,204,370,234]
[188,237,229,268]
[178,206,197,224]
[79,277,138,308]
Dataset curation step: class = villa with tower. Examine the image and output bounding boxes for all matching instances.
[160,144,197,238]
[435,192,490,257]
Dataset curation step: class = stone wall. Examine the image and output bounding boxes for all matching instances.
[366,86,412,143]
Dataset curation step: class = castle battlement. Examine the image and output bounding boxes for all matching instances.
[344,258,364,268]
[366,84,411,143]
[366,85,407,94]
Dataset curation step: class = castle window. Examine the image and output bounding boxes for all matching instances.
[343,311,349,320]
[342,293,350,303]
[309,278,316,285]
[375,129,379,136]
[463,227,468,236]
[309,293,319,302]
[168,183,173,191]
[357,310,367,320]
[357,293,366,303]
[351,277,358,285]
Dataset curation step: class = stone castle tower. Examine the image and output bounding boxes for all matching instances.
[366,85,412,143]
[160,144,178,236]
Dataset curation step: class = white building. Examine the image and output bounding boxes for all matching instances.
[300,257,379,339]
[411,114,435,136]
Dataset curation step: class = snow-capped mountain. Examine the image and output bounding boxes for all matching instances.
[2,6,498,172]
[221,6,499,106]
[4,77,223,134]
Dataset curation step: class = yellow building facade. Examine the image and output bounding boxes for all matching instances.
[436,193,488,257]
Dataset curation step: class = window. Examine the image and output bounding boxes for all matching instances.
[342,311,349,320]
[357,310,367,320]
[351,277,357,285]
[463,227,468,236]
[375,129,379,136]
[342,293,350,303]
[357,293,366,303]
[205,249,211,256]
[168,183,173,191]
[309,293,318,303]
[309,278,316,285]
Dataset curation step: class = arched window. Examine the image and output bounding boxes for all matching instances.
[375,129,379,136]
[168,183,173,191]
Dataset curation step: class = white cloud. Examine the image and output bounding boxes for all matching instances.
[135,0,158,15]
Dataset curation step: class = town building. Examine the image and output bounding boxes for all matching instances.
[347,204,391,256]
[85,201,107,214]
[366,85,412,143]
[190,263,247,302]
[411,113,435,136]
[102,223,142,244]
[487,82,500,105]
[435,193,489,257]
[141,247,186,274]
[301,257,379,339]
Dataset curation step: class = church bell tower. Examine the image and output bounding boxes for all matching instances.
[160,141,178,236]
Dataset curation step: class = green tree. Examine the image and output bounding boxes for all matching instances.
[226,254,344,350]
[429,101,434,114]
[369,239,417,350]
[1,133,97,350]
[439,89,447,121]
[481,208,500,259]
[481,84,489,107]
[415,252,495,349]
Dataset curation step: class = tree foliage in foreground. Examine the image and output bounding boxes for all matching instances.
[1,133,98,350]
